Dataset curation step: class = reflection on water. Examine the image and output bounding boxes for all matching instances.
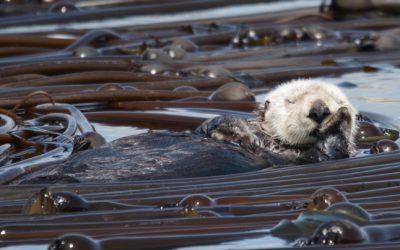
[92,109,218,141]
[322,66,400,122]
[0,245,47,250]
[179,232,288,250]
[0,0,320,34]
[92,122,148,142]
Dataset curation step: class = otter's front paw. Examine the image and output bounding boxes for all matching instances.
[319,107,357,159]
[321,107,353,135]
[195,116,262,150]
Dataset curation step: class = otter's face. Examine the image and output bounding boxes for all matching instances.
[259,79,357,147]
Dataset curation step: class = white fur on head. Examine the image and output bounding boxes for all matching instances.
[259,79,357,146]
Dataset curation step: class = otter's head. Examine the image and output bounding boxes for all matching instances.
[258,79,357,149]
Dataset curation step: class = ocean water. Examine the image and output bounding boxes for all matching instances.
[178,232,288,250]
[0,0,320,34]
[323,67,400,123]
[0,245,47,250]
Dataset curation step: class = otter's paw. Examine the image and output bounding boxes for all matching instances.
[195,116,262,150]
[72,132,106,154]
[319,106,357,158]
[321,107,353,135]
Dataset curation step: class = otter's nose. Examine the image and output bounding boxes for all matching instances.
[308,100,331,124]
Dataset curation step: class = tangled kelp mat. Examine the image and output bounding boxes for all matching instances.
[1,0,400,249]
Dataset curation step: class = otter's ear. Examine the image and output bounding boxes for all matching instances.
[256,100,270,121]
[264,100,270,110]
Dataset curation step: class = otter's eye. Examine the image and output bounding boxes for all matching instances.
[264,100,270,110]
[286,98,295,104]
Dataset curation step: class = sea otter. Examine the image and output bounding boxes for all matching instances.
[196,79,358,164]
[16,79,358,183]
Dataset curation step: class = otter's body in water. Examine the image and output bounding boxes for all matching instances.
[17,79,358,184]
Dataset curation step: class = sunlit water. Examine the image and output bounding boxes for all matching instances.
[92,123,148,142]
[324,66,400,124]
[178,231,288,250]
[0,245,47,250]
[0,0,320,34]
[92,109,218,141]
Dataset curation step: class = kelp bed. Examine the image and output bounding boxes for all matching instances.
[0,0,400,249]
